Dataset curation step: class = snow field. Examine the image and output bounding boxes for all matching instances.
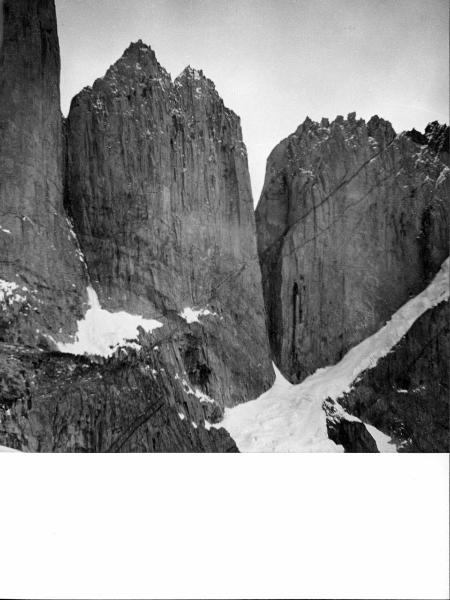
[56,286,163,357]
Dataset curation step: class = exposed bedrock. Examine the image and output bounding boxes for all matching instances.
[0,0,87,346]
[325,415,379,453]
[65,41,274,408]
[0,342,238,453]
[256,113,449,382]
[338,301,449,452]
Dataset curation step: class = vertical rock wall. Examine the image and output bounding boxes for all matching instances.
[0,0,87,345]
[256,114,449,382]
[65,41,274,407]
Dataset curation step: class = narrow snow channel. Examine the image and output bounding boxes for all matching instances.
[364,425,397,453]
[56,286,163,357]
[218,257,449,452]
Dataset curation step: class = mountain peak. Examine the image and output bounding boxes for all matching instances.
[174,65,219,98]
[179,65,204,80]
[120,39,160,68]
[367,114,396,143]
[175,65,213,89]
[123,38,153,55]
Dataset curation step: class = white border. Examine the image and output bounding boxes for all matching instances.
[0,453,448,599]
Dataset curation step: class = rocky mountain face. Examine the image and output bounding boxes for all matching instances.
[0,2,447,453]
[256,114,449,383]
[0,340,237,452]
[406,121,449,166]
[0,4,272,451]
[338,301,449,452]
[0,0,87,347]
[65,41,274,409]
[323,403,379,453]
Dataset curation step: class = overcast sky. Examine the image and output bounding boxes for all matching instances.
[56,0,449,201]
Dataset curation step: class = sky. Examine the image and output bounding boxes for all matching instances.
[56,0,449,201]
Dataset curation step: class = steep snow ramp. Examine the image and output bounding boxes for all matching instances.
[56,286,163,357]
[218,258,449,452]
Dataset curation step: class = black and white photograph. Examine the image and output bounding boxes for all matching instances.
[0,0,448,598]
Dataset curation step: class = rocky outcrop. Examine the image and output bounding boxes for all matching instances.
[0,341,237,452]
[65,41,274,409]
[338,301,449,452]
[406,122,449,165]
[0,0,87,346]
[256,114,449,382]
[324,407,379,453]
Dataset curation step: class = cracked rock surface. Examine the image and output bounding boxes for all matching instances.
[0,0,87,346]
[0,342,237,452]
[337,301,449,452]
[65,41,274,408]
[0,5,267,451]
[256,114,449,382]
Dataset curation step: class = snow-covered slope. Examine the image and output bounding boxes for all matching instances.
[218,257,449,452]
[0,445,19,452]
[364,425,398,453]
[55,286,163,357]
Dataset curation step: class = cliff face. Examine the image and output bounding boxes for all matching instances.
[0,341,238,452]
[2,3,445,453]
[338,301,449,452]
[0,0,87,346]
[256,114,449,382]
[65,41,274,408]
[0,11,272,449]
[406,121,449,166]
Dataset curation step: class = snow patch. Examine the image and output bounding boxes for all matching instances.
[92,97,105,111]
[216,364,341,452]
[178,377,215,404]
[436,166,449,187]
[365,424,397,453]
[56,286,163,357]
[0,445,20,453]
[179,306,217,324]
[218,258,449,452]
[65,217,87,265]
[0,279,28,307]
